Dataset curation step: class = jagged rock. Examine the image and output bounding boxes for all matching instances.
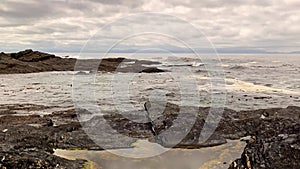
[10,49,33,59]
[0,103,299,168]
[0,50,166,74]
[228,107,300,169]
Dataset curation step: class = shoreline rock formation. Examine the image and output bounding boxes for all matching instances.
[0,103,299,168]
[0,49,166,74]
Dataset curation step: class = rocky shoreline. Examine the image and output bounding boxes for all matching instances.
[0,103,299,168]
[228,109,300,169]
[0,50,299,168]
[0,49,165,74]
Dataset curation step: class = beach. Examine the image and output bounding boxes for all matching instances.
[0,50,299,168]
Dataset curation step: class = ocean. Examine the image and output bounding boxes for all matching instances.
[0,53,299,115]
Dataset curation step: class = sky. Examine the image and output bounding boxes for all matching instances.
[0,0,300,54]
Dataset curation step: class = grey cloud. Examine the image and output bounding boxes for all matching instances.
[0,0,299,53]
[0,1,51,18]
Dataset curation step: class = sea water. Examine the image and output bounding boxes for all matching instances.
[0,54,299,113]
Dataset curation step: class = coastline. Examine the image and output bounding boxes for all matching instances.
[0,50,299,168]
[0,103,299,168]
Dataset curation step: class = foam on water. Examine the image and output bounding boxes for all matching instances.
[0,54,299,113]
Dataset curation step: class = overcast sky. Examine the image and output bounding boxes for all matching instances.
[0,0,299,53]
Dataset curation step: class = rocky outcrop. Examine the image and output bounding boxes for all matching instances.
[229,133,300,169]
[228,106,300,169]
[0,108,88,168]
[139,67,165,73]
[0,50,75,73]
[0,103,299,168]
[0,49,166,74]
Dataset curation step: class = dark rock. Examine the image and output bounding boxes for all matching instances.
[0,103,299,168]
[262,111,269,118]
[265,84,272,87]
[253,96,271,100]
[0,151,86,169]
[0,50,166,74]
[230,65,247,70]
[0,106,99,169]
[228,106,300,169]
[10,49,33,59]
[230,133,300,169]
[166,92,176,97]
[139,67,165,73]
[46,119,54,127]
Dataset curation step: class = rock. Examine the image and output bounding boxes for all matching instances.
[253,96,271,100]
[46,119,54,127]
[230,133,300,169]
[166,92,176,97]
[139,67,165,73]
[230,65,247,70]
[0,151,86,169]
[0,50,166,74]
[228,108,300,169]
[10,49,33,59]
[0,103,299,168]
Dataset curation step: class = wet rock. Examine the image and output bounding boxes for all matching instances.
[0,151,86,169]
[102,103,227,148]
[0,103,299,168]
[228,107,300,169]
[0,106,98,168]
[253,96,271,100]
[166,92,176,97]
[262,111,269,117]
[139,67,165,73]
[0,123,87,168]
[230,65,247,70]
[0,50,166,74]
[230,133,300,169]
[264,84,272,87]
[46,119,54,127]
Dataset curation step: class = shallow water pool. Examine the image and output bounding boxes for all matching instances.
[54,139,246,169]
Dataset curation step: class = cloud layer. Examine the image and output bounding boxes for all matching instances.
[0,0,299,53]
